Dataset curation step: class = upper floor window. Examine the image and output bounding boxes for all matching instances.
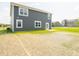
[19,8,23,15]
[48,13,51,20]
[19,7,29,16]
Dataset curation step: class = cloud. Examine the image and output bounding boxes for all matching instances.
[0,2,10,24]
[74,6,79,11]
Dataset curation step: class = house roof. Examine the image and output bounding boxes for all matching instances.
[10,2,52,14]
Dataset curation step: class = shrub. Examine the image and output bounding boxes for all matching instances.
[6,28,12,32]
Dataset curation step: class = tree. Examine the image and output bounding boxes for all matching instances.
[53,21,62,27]
[52,22,54,27]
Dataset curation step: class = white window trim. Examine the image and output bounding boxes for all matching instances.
[19,7,29,16]
[23,8,29,16]
[45,23,49,30]
[16,19,23,28]
[34,21,41,28]
[19,8,23,16]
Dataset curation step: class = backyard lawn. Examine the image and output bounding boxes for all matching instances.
[53,27,79,33]
[0,27,79,55]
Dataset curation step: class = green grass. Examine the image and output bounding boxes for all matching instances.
[0,27,12,35]
[0,30,7,34]
[15,30,54,34]
[0,27,55,35]
[53,27,79,33]
[1,26,79,34]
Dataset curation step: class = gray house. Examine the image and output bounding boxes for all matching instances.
[10,2,52,32]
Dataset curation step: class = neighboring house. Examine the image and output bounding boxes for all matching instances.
[10,2,52,32]
[62,19,79,27]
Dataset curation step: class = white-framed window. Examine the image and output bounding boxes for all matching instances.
[16,19,23,28]
[34,21,41,28]
[19,8,24,15]
[19,7,29,16]
[48,13,51,20]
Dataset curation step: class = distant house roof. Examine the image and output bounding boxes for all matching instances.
[10,2,52,14]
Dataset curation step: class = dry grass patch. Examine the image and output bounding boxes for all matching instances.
[0,29,79,55]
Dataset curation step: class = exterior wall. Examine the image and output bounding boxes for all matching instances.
[13,6,52,31]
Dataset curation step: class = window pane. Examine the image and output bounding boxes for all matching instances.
[20,9,23,12]
[38,24,40,26]
[36,22,38,26]
[24,12,27,15]
[18,21,21,27]
[35,22,41,27]
[20,9,23,15]
[24,9,28,15]
[20,12,23,14]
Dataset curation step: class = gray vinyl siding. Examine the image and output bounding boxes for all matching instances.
[14,6,52,31]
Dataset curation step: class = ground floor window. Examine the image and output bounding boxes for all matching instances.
[16,19,23,28]
[34,21,41,28]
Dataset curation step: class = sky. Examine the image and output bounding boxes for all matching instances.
[0,2,79,24]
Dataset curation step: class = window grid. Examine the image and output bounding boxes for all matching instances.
[16,20,23,28]
[19,7,28,16]
[34,21,41,28]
